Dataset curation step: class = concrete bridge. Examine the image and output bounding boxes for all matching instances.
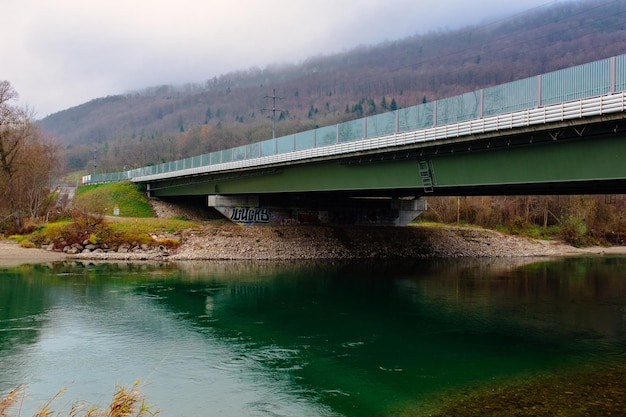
[83,55,626,226]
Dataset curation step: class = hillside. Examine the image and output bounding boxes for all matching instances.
[38,0,626,173]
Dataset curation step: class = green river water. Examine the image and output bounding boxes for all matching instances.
[1,256,625,416]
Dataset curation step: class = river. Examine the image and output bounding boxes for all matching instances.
[1,256,625,416]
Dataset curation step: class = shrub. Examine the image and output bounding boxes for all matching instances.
[71,208,108,235]
[560,215,589,247]
[19,240,35,249]
[156,237,180,248]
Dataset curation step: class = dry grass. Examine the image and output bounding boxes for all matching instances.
[0,386,24,416]
[0,381,158,417]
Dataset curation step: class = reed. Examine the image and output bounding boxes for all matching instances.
[0,381,158,417]
[0,386,24,416]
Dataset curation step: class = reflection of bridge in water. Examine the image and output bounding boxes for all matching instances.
[230,284,270,298]
[84,55,626,226]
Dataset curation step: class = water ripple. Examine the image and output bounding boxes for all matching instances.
[213,346,302,373]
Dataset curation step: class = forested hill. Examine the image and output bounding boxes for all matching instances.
[39,0,626,173]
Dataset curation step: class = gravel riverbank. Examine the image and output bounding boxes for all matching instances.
[2,220,624,266]
[1,222,620,265]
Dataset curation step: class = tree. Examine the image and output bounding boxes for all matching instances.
[0,81,31,230]
[22,136,61,220]
[0,81,59,232]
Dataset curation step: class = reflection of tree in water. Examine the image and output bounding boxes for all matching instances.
[400,256,626,345]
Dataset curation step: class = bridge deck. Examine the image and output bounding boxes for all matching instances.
[131,92,626,183]
[82,54,626,186]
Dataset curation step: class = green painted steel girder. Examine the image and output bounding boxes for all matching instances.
[149,158,423,197]
[146,133,626,198]
[429,134,626,187]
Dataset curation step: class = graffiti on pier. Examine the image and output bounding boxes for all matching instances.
[230,207,271,224]
[297,211,319,223]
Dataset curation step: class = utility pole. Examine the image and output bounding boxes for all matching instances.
[93,148,97,176]
[263,89,284,139]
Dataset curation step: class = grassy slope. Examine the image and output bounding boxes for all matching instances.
[74,181,154,218]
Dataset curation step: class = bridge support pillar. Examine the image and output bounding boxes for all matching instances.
[208,194,426,226]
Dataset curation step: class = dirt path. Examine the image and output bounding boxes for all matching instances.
[55,184,76,208]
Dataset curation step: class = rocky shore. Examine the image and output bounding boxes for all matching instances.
[2,219,624,266]
[8,222,619,264]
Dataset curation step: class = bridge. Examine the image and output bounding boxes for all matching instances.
[83,55,626,226]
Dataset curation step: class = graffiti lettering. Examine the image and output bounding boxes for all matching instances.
[297,211,319,223]
[230,207,271,223]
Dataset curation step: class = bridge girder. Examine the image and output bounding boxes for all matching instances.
[144,117,626,198]
[140,116,626,225]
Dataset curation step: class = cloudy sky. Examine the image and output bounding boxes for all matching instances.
[2,0,555,117]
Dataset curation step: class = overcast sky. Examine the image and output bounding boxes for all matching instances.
[2,0,555,117]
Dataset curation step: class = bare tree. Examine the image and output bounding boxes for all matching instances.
[0,81,55,232]
[23,135,61,219]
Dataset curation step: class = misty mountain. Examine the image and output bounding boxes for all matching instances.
[38,0,626,173]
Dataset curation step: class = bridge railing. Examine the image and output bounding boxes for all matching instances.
[82,54,626,184]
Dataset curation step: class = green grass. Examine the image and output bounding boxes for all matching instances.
[74,182,153,217]
[60,170,87,185]
[414,220,562,241]
[496,223,560,240]
[106,217,198,236]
